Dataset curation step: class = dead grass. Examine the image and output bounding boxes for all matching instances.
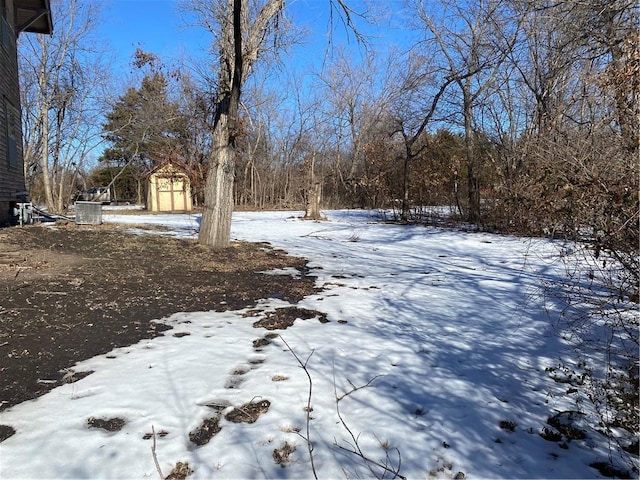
[165,461,193,480]
[252,307,328,330]
[273,441,296,467]
[189,416,222,446]
[225,400,271,424]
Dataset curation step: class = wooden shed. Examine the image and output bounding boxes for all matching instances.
[147,161,192,212]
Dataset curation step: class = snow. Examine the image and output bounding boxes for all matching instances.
[0,209,631,479]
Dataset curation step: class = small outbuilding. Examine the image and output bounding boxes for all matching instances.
[147,161,192,212]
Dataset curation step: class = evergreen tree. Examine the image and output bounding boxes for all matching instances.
[97,71,188,203]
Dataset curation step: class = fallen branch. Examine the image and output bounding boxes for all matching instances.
[151,425,164,480]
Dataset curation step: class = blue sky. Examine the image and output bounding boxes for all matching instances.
[98,0,411,76]
[100,0,210,69]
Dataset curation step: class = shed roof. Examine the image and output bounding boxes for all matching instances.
[147,160,190,177]
[15,0,53,35]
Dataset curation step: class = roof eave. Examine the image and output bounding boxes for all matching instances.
[15,0,53,35]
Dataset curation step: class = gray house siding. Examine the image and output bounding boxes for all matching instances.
[0,0,21,225]
[0,0,51,225]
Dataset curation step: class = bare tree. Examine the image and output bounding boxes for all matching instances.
[19,0,107,212]
[416,0,519,221]
[568,0,638,153]
[394,56,451,221]
[236,76,273,208]
[187,0,285,247]
[316,49,382,203]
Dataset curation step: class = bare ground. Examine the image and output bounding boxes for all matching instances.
[0,221,318,410]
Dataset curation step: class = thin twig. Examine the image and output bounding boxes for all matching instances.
[334,443,406,480]
[333,367,405,479]
[279,335,318,479]
[151,425,164,480]
[337,375,382,401]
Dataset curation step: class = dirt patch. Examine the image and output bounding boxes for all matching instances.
[0,222,318,410]
[165,462,193,480]
[143,429,169,440]
[499,420,517,432]
[0,424,16,442]
[225,399,271,424]
[87,416,126,432]
[189,416,222,446]
[589,461,631,478]
[547,411,587,441]
[253,333,279,349]
[252,307,328,330]
[273,441,296,467]
[540,427,563,442]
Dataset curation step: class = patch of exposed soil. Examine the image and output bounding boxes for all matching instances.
[225,399,271,424]
[251,306,328,330]
[547,411,587,441]
[165,462,193,480]
[273,441,296,467]
[252,332,279,349]
[143,429,169,440]
[0,424,16,442]
[0,222,318,411]
[87,416,126,432]
[189,416,222,446]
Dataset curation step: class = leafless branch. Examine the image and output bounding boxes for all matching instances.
[332,367,405,479]
[151,425,164,480]
[279,335,318,479]
[336,375,382,401]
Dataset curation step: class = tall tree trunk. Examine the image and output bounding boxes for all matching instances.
[197,0,284,247]
[40,108,54,210]
[38,38,55,211]
[400,143,411,223]
[137,178,142,205]
[199,116,236,246]
[53,115,67,212]
[306,182,322,219]
[198,0,241,247]
[56,169,67,211]
[304,151,323,220]
[464,98,480,222]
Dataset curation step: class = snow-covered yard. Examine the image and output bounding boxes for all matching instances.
[0,210,632,478]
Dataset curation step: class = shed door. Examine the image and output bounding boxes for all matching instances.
[156,176,186,211]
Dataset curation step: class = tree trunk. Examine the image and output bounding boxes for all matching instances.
[304,182,322,220]
[199,117,236,246]
[196,0,284,247]
[400,149,411,223]
[463,92,480,222]
[198,0,241,247]
[56,169,67,212]
[38,38,55,212]
[303,152,323,220]
[137,178,142,205]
